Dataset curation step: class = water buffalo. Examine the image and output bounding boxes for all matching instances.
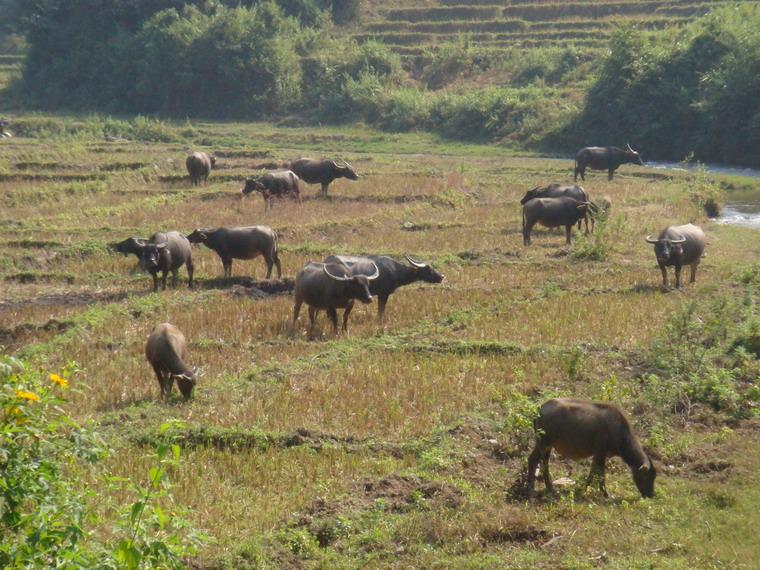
[110,237,148,260]
[186,226,281,279]
[522,196,590,246]
[293,261,379,336]
[520,184,594,233]
[186,151,216,186]
[527,398,656,499]
[645,223,706,289]
[145,323,196,400]
[241,170,300,210]
[289,158,358,197]
[323,254,444,318]
[140,231,194,291]
[574,145,643,181]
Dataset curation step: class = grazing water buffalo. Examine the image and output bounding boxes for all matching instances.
[645,223,706,289]
[323,254,444,318]
[187,226,281,279]
[574,145,643,181]
[186,151,216,186]
[527,398,656,499]
[521,184,594,232]
[241,170,300,210]
[289,158,358,196]
[522,196,590,246]
[145,323,196,400]
[111,237,148,260]
[140,231,194,291]
[293,261,379,336]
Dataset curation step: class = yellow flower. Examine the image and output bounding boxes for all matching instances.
[49,373,69,389]
[16,390,40,403]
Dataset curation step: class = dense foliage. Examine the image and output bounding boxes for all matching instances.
[0,356,201,568]
[571,6,760,166]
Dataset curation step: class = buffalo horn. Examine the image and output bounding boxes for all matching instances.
[645,235,659,244]
[405,254,427,268]
[323,263,351,282]
[367,262,380,280]
[671,235,687,244]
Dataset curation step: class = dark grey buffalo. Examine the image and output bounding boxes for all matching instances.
[241,170,300,210]
[186,151,216,186]
[145,323,197,400]
[140,231,194,291]
[293,261,379,336]
[186,226,281,279]
[289,158,358,197]
[323,254,444,318]
[522,197,590,246]
[111,237,149,260]
[645,223,706,288]
[574,145,643,181]
[521,184,594,233]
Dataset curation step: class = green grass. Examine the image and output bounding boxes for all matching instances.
[0,114,758,567]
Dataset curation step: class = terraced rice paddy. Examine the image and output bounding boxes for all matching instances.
[0,116,758,567]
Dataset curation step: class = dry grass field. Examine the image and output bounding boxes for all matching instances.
[1,116,758,568]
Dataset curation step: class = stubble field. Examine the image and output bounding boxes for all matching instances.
[1,116,758,568]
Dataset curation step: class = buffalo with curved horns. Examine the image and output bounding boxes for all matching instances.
[574,145,643,181]
[645,223,705,288]
[293,261,379,336]
[289,158,358,197]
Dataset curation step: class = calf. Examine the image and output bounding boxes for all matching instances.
[140,231,194,291]
[145,323,196,400]
[293,261,379,336]
[527,398,656,498]
[645,223,706,288]
[522,196,590,246]
[186,226,281,278]
[241,170,300,210]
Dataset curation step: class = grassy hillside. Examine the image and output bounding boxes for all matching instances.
[1,114,758,567]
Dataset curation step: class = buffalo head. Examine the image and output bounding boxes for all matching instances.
[186,229,212,244]
[645,233,686,265]
[520,186,542,205]
[241,178,265,195]
[405,254,444,283]
[111,237,148,257]
[323,262,379,304]
[333,160,358,180]
[626,144,644,166]
[174,367,198,400]
[140,242,168,271]
[632,456,656,498]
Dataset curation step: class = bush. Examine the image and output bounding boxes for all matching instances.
[0,356,202,567]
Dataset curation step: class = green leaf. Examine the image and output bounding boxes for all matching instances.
[130,501,145,525]
[115,539,141,569]
[171,444,181,460]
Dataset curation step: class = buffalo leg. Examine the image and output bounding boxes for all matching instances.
[377,294,389,320]
[565,224,572,245]
[222,258,232,278]
[608,168,614,181]
[151,272,159,292]
[292,297,303,329]
[342,301,354,334]
[690,262,698,284]
[326,307,339,336]
[308,307,318,332]
[321,182,329,197]
[541,448,554,494]
[264,257,273,279]
[273,250,282,279]
[187,258,194,288]
[171,268,179,288]
[674,263,682,289]
[161,271,168,291]
[523,221,534,246]
[152,364,168,399]
[527,443,542,495]
[659,264,668,288]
